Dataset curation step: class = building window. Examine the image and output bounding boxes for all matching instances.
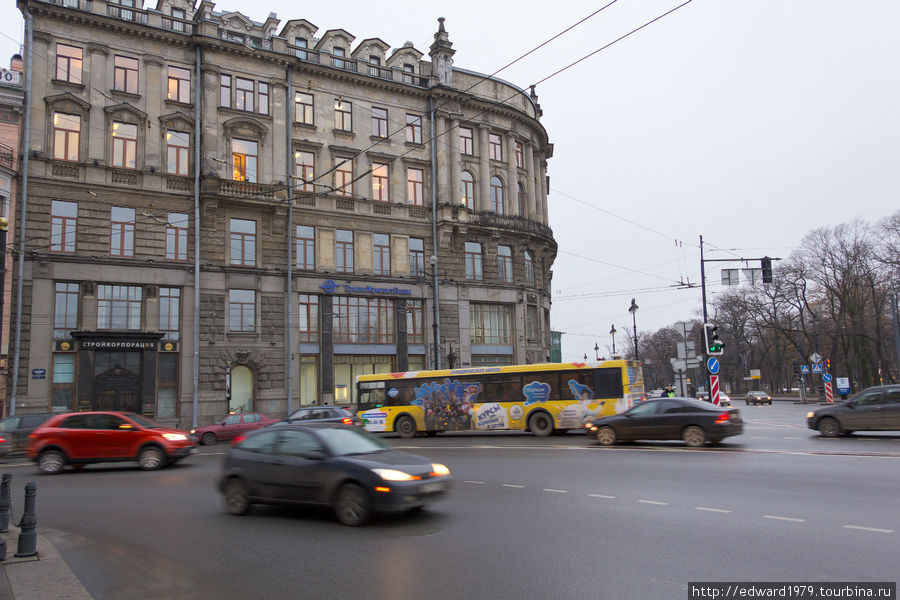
[220,74,232,108]
[409,237,425,277]
[228,289,256,332]
[166,212,189,261]
[371,107,388,138]
[371,163,389,202]
[407,167,424,206]
[460,127,474,155]
[524,250,534,286]
[407,299,424,344]
[229,218,256,266]
[518,182,526,216]
[55,44,82,84]
[296,225,315,270]
[50,200,77,253]
[470,304,511,344]
[110,206,135,257]
[334,99,352,131]
[169,7,186,31]
[220,75,267,114]
[167,66,190,103]
[166,130,189,175]
[526,305,538,341]
[406,114,422,144]
[497,245,513,283]
[334,297,394,343]
[235,77,254,112]
[53,112,80,162]
[368,55,381,76]
[97,285,142,330]
[332,46,346,69]
[489,133,503,161]
[298,294,318,342]
[295,151,315,192]
[258,82,269,116]
[335,158,352,196]
[159,287,181,340]
[53,282,79,339]
[294,37,308,60]
[515,141,524,168]
[114,55,139,94]
[373,234,391,275]
[111,121,137,169]
[336,229,354,273]
[490,176,505,214]
[402,63,416,83]
[461,171,475,208]
[52,354,76,413]
[231,138,257,182]
[465,241,483,281]
[157,353,178,419]
[295,92,314,125]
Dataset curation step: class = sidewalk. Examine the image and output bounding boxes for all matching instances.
[0,524,92,600]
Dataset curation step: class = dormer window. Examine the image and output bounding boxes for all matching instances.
[332,47,345,69]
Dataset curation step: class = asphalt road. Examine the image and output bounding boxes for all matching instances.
[1,401,898,600]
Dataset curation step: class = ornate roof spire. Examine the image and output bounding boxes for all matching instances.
[429,17,455,86]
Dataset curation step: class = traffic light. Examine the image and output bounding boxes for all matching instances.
[826,358,831,371]
[703,323,724,356]
[761,256,773,284]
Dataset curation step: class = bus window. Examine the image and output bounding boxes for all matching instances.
[385,381,416,407]
[482,375,524,403]
[520,372,560,403]
[595,368,625,398]
[561,370,596,400]
[358,382,385,409]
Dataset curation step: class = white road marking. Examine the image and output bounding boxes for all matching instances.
[587,494,616,499]
[696,507,732,513]
[542,488,568,493]
[843,525,894,534]
[502,484,524,488]
[784,437,803,440]
[763,515,806,522]
[463,480,484,484]
[639,500,669,505]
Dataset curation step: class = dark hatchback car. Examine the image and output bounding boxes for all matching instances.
[218,423,452,526]
[282,406,363,427]
[0,413,54,457]
[190,412,281,445]
[807,384,900,437]
[586,397,743,447]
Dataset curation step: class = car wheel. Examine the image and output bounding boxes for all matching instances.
[395,416,417,438]
[335,483,371,527]
[38,450,66,475]
[817,417,841,438]
[528,412,554,437]
[201,432,217,446]
[596,426,617,446]
[224,478,251,516]
[138,446,165,470]
[682,425,706,447]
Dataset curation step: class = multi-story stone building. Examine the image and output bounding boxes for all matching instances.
[11,0,556,427]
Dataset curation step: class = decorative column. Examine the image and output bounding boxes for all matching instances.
[477,125,490,212]
[434,112,449,204]
[539,156,549,223]
[449,117,461,206]
[525,142,537,220]
[505,134,517,216]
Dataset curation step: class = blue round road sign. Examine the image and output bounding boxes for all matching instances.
[823,373,833,383]
[707,357,720,374]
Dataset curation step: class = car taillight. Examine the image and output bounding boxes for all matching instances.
[714,412,731,424]
[231,435,246,445]
[0,436,5,443]
[341,418,353,425]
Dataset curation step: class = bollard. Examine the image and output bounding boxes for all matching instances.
[14,482,37,558]
[0,473,11,533]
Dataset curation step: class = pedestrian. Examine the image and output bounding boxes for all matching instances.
[660,385,676,398]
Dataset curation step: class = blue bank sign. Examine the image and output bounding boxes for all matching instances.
[319,279,412,296]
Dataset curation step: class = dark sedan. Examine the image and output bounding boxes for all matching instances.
[807,384,900,437]
[217,423,452,526]
[281,406,363,427]
[585,397,743,447]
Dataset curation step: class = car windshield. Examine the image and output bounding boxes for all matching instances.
[316,427,392,456]
[125,413,162,429]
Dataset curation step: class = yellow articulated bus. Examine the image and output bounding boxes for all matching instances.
[355,360,645,438]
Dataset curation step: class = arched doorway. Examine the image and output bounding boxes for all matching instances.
[94,352,142,413]
[229,365,253,413]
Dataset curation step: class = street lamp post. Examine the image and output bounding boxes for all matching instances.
[593,343,600,361]
[628,298,639,361]
[610,324,617,355]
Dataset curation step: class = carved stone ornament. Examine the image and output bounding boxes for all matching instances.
[235,350,251,364]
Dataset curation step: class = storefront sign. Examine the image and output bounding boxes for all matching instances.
[319,279,412,296]
[31,368,46,380]
[80,340,158,350]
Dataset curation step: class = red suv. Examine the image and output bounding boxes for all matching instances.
[28,411,196,474]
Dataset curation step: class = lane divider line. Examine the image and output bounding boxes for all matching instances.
[763,515,806,522]
[843,525,894,534]
[542,488,568,493]
[463,480,484,484]
[696,507,732,513]
[588,494,616,499]
[502,484,524,488]
[639,500,669,505]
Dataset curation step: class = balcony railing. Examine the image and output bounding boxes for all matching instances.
[218,180,279,199]
[472,210,553,239]
[219,30,272,50]
[107,3,148,24]
[48,0,93,9]
[331,56,357,72]
[287,45,320,64]
[162,17,194,34]
[367,65,393,81]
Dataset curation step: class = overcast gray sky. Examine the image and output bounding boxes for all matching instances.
[2,1,898,362]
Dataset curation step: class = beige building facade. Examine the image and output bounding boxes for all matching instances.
[12,0,556,428]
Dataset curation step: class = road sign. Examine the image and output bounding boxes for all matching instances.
[670,358,686,372]
[836,377,850,395]
[710,375,720,406]
[825,381,833,403]
[809,352,823,364]
[707,357,720,374]
[800,365,810,374]
[812,364,823,374]
[823,373,832,383]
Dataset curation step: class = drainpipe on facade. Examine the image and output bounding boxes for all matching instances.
[192,44,201,429]
[285,67,294,413]
[9,9,33,416]
[427,96,441,370]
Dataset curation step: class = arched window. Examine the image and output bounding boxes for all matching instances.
[461,171,475,208]
[229,365,254,413]
[518,182,526,217]
[490,176,504,214]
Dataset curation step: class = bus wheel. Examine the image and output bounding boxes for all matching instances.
[528,412,554,437]
[396,416,417,438]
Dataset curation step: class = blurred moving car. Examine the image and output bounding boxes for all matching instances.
[718,393,732,407]
[191,412,280,445]
[28,411,195,474]
[807,384,900,438]
[282,406,363,427]
[745,391,772,405]
[0,413,54,457]
[218,423,452,526]
[586,397,743,447]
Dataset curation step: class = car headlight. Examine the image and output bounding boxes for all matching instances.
[806,412,815,419]
[430,463,450,476]
[190,429,196,434]
[162,433,188,441]
[372,468,419,481]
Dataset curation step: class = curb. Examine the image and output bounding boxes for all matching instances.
[1,525,92,600]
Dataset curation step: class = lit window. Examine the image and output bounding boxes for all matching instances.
[372,163,389,202]
[334,99,352,131]
[232,138,257,182]
[111,121,137,169]
[335,158,352,196]
[461,171,475,208]
[110,206,135,257]
[167,66,190,103]
[295,151,315,192]
[295,92,314,125]
[53,112,80,162]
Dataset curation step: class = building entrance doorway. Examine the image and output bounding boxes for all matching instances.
[94,352,142,413]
